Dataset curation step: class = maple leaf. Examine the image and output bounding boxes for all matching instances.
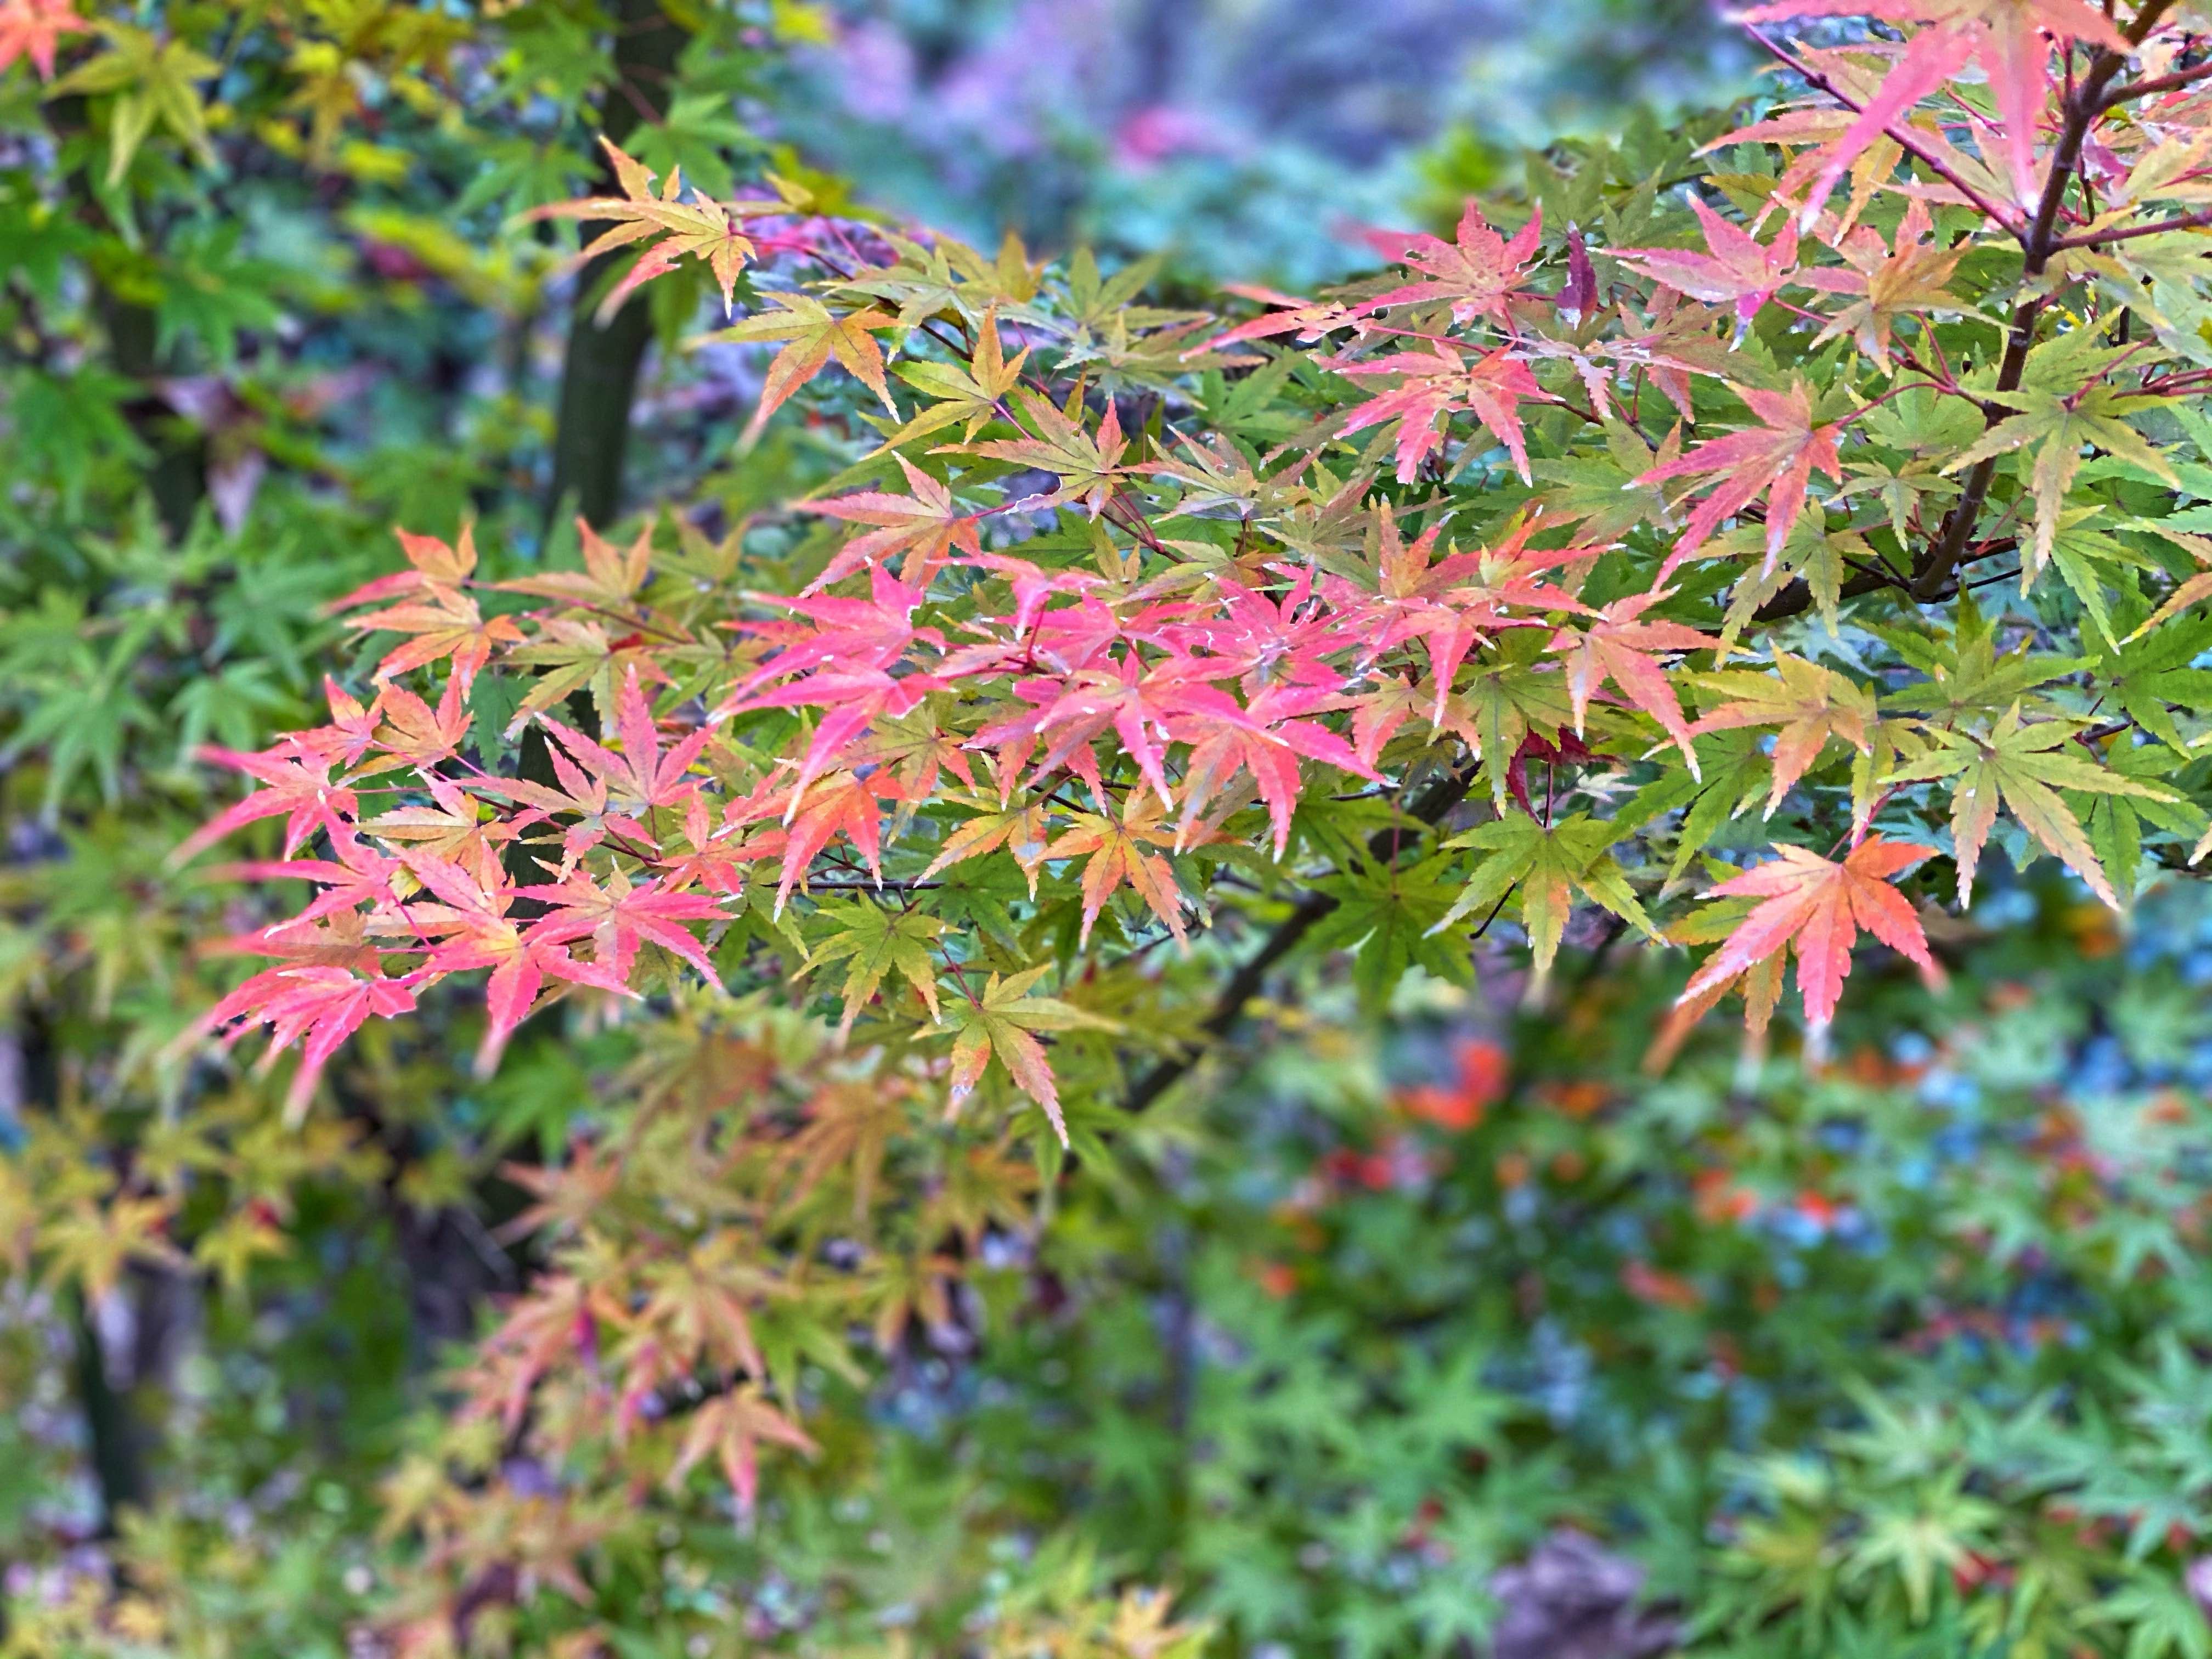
[1201,281,1362,350]
[1691,651,1876,815]
[1046,795,1191,948]
[528,137,783,321]
[401,853,635,1071]
[742,669,950,811]
[1945,343,2178,570]
[878,307,1028,448]
[704,294,901,440]
[497,518,656,611]
[1354,201,1544,327]
[172,740,358,865]
[794,455,983,591]
[802,902,944,1034]
[212,833,403,927]
[734,565,933,687]
[942,965,1118,1143]
[1883,705,2179,907]
[523,866,723,981]
[1547,590,1716,774]
[918,795,1054,894]
[1640,380,1843,577]
[1335,344,1541,485]
[1165,684,1376,859]
[752,770,904,912]
[204,964,418,1121]
[329,525,481,612]
[1678,834,1940,1030]
[337,526,522,686]
[666,1387,817,1521]
[1433,812,1658,987]
[1801,199,1966,368]
[1166,572,1351,699]
[961,387,1131,515]
[1333,511,1492,721]
[48,22,217,183]
[534,668,710,843]
[1740,0,2131,212]
[0,0,84,80]
[366,675,470,769]
[293,675,382,769]
[1612,195,1801,340]
[971,656,1206,810]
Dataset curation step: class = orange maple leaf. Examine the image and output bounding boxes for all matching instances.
[1679,834,1942,1030]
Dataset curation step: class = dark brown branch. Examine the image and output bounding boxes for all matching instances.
[1122,766,1476,1113]
[2093,57,2212,111]
[2047,206,2212,251]
[1908,7,2166,602]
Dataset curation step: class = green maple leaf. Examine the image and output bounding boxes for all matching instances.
[941,966,1118,1144]
[2094,604,2212,755]
[802,902,944,1035]
[1531,417,1674,543]
[2042,512,2159,648]
[1876,593,2080,727]
[1448,633,1575,810]
[1308,851,1471,1011]
[1885,705,2179,909]
[1432,811,1657,986]
[50,24,220,186]
[1947,336,2178,569]
[877,308,1027,449]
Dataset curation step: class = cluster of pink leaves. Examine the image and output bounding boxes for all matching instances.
[178,490,1722,1115]
[178,0,2191,1102]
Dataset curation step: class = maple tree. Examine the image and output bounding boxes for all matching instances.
[19,1,2212,1655]
[171,0,2212,1534]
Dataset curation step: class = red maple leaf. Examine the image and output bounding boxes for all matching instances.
[204,963,418,1119]
[333,526,521,687]
[972,655,1216,809]
[1046,796,1190,948]
[0,0,84,81]
[1639,380,1842,578]
[1547,591,1715,772]
[1740,0,2130,212]
[1354,202,1544,328]
[524,868,724,980]
[1201,283,1363,351]
[1679,834,1941,1029]
[1612,195,1800,340]
[736,770,907,913]
[173,741,359,865]
[722,668,947,803]
[367,675,470,769]
[1164,567,1349,695]
[213,833,404,927]
[1336,345,1541,485]
[1165,684,1376,858]
[401,854,635,1070]
[735,565,935,687]
[794,456,985,591]
[532,668,710,845]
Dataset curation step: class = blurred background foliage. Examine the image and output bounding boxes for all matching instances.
[9,3,2212,1658]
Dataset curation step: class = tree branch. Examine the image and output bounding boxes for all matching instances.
[1122,766,1476,1113]
[1907,8,2165,601]
[2093,56,2212,111]
[2047,206,2212,251]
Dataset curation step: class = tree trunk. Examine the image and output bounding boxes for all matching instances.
[545,0,690,533]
